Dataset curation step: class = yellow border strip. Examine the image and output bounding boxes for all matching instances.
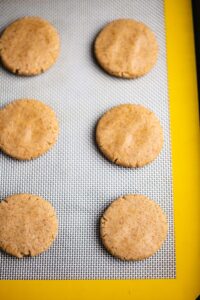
[0,0,200,299]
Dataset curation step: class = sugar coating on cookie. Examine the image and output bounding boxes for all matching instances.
[0,16,60,75]
[0,99,59,160]
[100,194,168,260]
[94,19,158,78]
[96,104,163,167]
[0,194,58,258]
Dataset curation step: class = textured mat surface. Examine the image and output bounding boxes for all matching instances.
[0,0,175,279]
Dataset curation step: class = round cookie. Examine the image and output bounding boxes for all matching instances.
[96,104,163,167]
[100,194,168,260]
[0,99,59,160]
[94,19,158,78]
[0,16,60,75]
[0,194,58,258]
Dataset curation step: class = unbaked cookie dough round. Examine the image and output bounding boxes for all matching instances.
[0,194,58,258]
[96,104,163,167]
[0,16,60,75]
[94,19,158,78]
[100,194,167,260]
[0,99,59,160]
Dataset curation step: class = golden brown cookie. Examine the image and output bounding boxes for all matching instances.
[0,16,60,75]
[100,194,168,260]
[94,19,158,78]
[0,99,59,160]
[96,104,163,167]
[0,194,58,258]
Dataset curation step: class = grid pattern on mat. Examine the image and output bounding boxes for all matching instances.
[0,0,175,279]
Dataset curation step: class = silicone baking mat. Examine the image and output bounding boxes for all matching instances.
[0,0,175,279]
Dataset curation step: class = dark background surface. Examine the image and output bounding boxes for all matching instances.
[192,0,200,109]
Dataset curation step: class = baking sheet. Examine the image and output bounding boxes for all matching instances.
[0,0,175,279]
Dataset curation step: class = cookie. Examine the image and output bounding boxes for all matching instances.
[100,194,168,260]
[0,99,59,160]
[94,19,158,78]
[0,16,60,75]
[96,104,163,167]
[0,194,58,258]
